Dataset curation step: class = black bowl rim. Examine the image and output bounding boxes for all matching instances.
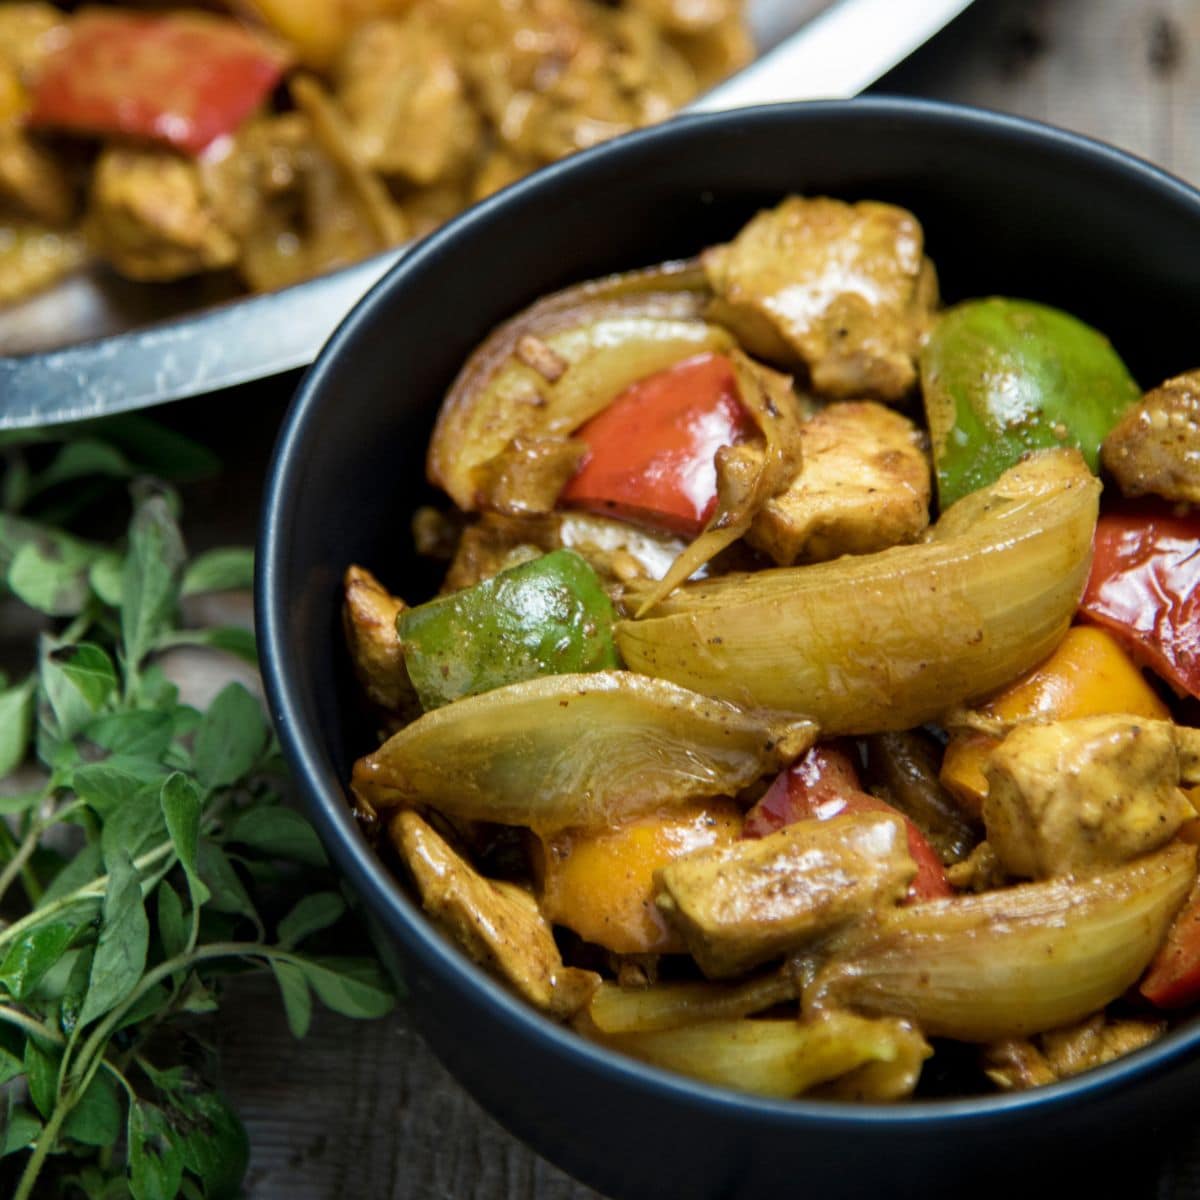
[257,95,1200,1132]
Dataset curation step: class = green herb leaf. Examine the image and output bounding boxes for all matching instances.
[293,956,394,1019]
[41,841,102,905]
[159,773,210,910]
[193,683,267,791]
[89,551,125,608]
[0,920,81,1000]
[156,883,188,963]
[121,495,186,675]
[182,548,254,596]
[39,634,98,755]
[74,760,167,820]
[85,710,174,759]
[0,676,34,777]
[79,849,150,1029]
[92,414,220,482]
[23,1036,61,1119]
[32,439,134,494]
[127,1100,184,1200]
[195,842,259,931]
[0,1028,24,1086]
[100,788,166,865]
[278,892,346,949]
[166,626,259,665]
[64,1069,124,1147]
[270,960,312,1038]
[173,1089,248,1200]
[59,945,95,1038]
[7,531,95,616]
[224,806,327,868]
[1,1106,42,1158]
[51,643,118,711]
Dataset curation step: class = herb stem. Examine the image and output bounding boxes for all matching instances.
[0,1005,63,1045]
[0,790,58,909]
[0,837,176,951]
[13,1094,70,1200]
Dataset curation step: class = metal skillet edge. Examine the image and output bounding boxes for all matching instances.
[0,0,974,429]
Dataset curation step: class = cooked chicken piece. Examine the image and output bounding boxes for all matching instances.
[336,16,480,187]
[628,0,739,35]
[0,4,65,80]
[746,401,930,565]
[442,511,686,594]
[455,0,696,163]
[392,810,600,1018]
[342,565,420,725]
[666,15,753,88]
[655,812,915,978]
[1102,370,1200,502]
[702,198,938,401]
[983,715,1200,879]
[86,148,238,282]
[475,437,589,517]
[0,129,74,226]
[0,220,85,303]
[985,1014,1165,1091]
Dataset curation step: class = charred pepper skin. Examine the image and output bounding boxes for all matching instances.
[397,548,619,710]
[921,297,1140,508]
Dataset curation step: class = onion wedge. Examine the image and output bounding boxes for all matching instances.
[584,972,797,1035]
[428,262,733,510]
[590,1012,930,1099]
[351,671,816,833]
[805,842,1197,1041]
[616,449,1099,733]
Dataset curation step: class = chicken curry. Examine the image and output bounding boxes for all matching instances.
[0,0,749,304]
[344,195,1200,1101]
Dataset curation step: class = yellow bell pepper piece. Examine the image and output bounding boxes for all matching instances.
[940,625,1170,815]
[0,62,26,126]
[537,800,742,955]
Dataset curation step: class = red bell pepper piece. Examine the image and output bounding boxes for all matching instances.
[28,11,289,155]
[1140,884,1200,1008]
[744,744,954,902]
[1080,507,1200,699]
[558,352,753,537]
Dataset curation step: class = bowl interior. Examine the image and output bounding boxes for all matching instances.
[258,99,1200,1198]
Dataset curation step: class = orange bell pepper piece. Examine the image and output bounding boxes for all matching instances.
[537,799,742,955]
[940,625,1170,816]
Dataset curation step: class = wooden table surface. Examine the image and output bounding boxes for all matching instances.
[174,2,1200,1195]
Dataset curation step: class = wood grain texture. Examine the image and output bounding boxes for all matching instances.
[190,5,1200,1196]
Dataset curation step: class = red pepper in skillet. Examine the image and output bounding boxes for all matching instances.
[1079,506,1200,700]
[28,10,289,155]
[744,744,953,902]
[558,352,754,537]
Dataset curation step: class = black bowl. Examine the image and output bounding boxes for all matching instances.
[257,98,1200,1200]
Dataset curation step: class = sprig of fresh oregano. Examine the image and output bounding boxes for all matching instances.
[0,417,396,1199]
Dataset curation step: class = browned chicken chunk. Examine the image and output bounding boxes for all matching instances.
[746,401,931,565]
[702,197,938,401]
[655,812,915,978]
[983,715,1200,879]
[86,148,238,281]
[1102,370,1200,502]
[393,810,600,1018]
[0,130,74,226]
[984,1014,1165,1091]
[336,16,480,186]
[342,565,420,723]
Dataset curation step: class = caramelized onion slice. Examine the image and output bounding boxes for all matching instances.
[805,842,1197,1042]
[617,449,1099,733]
[586,973,797,1035]
[427,261,733,510]
[588,1012,930,1099]
[352,671,816,833]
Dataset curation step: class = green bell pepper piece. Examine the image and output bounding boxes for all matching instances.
[398,548,620,710]
[921,297,1140,508]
